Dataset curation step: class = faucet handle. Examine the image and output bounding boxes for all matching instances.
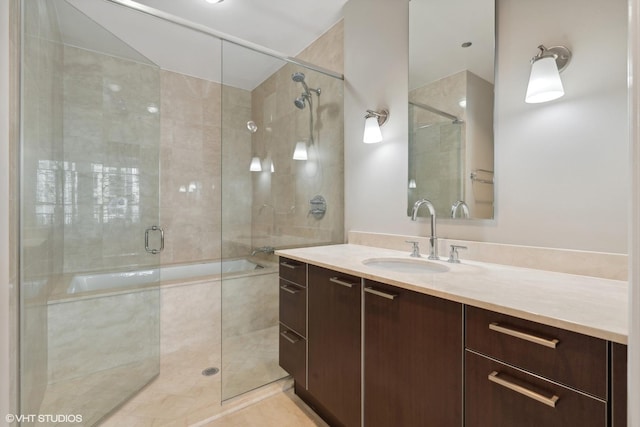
[406,240,421,258]
[448,245,467,263]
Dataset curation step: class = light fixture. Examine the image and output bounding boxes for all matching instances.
[409,178,417,189]
[363,109,389,144]
[458,98,467,108]
[293,141,308,160]
[249,156,262,172]
[205,0,224,3]
[525,45,572,104]
[146,103,159,114]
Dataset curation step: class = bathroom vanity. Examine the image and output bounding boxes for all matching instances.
[277,244,628,427]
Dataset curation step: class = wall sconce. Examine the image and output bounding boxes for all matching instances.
[363,109,389,143]
[293,141,308,160]
[249,156,262,172]
[525,45,572,104]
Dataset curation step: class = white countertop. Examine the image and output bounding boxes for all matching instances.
[276,244,628,344]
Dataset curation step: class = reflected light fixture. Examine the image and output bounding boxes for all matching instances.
[525,45,572,104]
[249,156,262,172]
[293,141,308,160]
[363,109,389,143]
[409,178,417,189]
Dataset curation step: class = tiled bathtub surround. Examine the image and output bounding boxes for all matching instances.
[348,231,628,281]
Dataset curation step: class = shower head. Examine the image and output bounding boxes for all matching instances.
[294,96,307,109]
[292,72,306,83]
[291,71,321,97]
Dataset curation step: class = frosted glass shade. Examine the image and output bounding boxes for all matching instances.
[363,116,383,143]
[525,56,565,103]
[293,142,308,160]
[249,156,262,172]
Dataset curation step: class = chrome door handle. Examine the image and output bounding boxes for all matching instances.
[489,322,560,349]
[488,371,559,408]
[364,287,398,300]
[145,225,164,254]
[280,330,301,344]
[329,277,357,288]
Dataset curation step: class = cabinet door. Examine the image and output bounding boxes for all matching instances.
[308,265,361,427]
[364,280,463,427]
[612,343,628,427]
[465,351,607,427]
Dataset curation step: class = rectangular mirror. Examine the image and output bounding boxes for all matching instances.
[408,0,495,220]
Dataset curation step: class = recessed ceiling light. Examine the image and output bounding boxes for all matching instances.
[205,0,224,3]
[458,98,467,108]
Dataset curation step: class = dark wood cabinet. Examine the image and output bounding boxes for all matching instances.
[611,343,628,427]
[466,306,608,399]
[279,258,627,427]
[307,265,362,427]
[465,351,607,427]
[278,257,308,388]
[363,280,463,427]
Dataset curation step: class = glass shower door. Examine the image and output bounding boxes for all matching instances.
[20,0,161,424]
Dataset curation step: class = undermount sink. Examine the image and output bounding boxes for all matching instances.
[362,257,449,274]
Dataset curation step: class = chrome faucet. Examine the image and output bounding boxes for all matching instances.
[251,246,275,256]
[411,199,438,260]
[451,200,470,219]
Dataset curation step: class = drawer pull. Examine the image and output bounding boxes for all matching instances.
[280,330,301,344]
[329,277,357,288]
[488,371,560,408]
[280,261,299,270]
[364,287,398,300]
[280,284,300,294]
[489,322,560,349]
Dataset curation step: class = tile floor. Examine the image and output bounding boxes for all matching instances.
[202,389,328,427]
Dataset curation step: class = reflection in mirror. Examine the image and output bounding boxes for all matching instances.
[408,0,495,220]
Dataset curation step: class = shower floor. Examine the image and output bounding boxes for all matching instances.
[98,324,286,426]
[222,325,287,400]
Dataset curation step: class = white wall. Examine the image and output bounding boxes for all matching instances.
[629,0,639,424]
[0,0,11,424]
[344,0,629,254]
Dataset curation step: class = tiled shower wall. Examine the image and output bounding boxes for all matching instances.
[251,22,345,248]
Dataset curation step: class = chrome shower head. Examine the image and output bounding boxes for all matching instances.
[292,71,321,97]
[294,95,306,109]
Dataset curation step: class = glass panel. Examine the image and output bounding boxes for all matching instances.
[220,40,344,400]
[20,0,161,424]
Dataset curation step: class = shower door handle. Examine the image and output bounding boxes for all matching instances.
[145,226,165,254]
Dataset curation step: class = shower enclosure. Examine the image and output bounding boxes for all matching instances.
[408,101,464,218]
[19,0,344,425]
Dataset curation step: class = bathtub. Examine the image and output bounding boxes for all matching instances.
[67,259,265,294]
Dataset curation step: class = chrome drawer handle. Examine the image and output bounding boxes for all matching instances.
[280,330,300,344]
[329,277,356,288]
[489,322,560,349]
[280,261,299,270]
[488,371,559,408]
[364,287,398,300]
[280,284,300,294]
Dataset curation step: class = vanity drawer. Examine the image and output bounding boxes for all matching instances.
[279,324,306,389]
[465,351,606,427]
[279,279,306,337]
[465,306,607,399]
[279,257,307,286]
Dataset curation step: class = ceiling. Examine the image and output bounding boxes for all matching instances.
[63,0,347,90]
[59,0,494,92]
